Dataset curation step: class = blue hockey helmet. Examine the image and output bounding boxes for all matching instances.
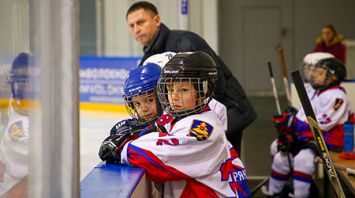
[124,63,161,96]
[123,63,161,123]
[8,52,36,114]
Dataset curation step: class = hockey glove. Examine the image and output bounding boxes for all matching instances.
[272,113,296,133]
[273,111,299,152]
[277,131,295,152]
[283,106,298,114]
[100,124,159,163]
[110,118,145,136]
[99,132,134,163]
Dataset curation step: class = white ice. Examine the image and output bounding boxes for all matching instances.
[80,110,129,180]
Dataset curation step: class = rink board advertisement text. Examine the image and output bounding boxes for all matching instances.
[79,56,140,111]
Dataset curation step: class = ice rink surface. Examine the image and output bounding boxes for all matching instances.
[80,110,129,180]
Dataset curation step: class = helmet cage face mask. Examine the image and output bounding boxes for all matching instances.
[9,76,39,115]
[299,62,316,82]
[10,78,30,100]
[310,64,337,89]
[157,77,212,118]
[123,63,161,124]
[300,52,335,82]
[124,90,158,125]
[10,77,30,114]
[8,53,39,115]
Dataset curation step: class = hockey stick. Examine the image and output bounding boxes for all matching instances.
[277,47,292,106]
[251,63,282,196]
[250,178,268,196]
[268,62,281,114]
[291,70,345,198]
[315,157,355,176]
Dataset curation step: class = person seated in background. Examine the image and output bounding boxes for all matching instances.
[269,52,335,159]
[262,58,354,198]
[99,51,250,197]
[313,24,346,63]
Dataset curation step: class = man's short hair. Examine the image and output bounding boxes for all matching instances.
[126,1,158,18]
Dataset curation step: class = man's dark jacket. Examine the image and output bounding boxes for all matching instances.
[140,23,257,153]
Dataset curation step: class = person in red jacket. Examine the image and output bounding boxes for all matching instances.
[313,24,346,63]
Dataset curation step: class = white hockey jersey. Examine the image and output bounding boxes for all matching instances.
[121,108,250,197]
[295,85,353,150]
[208,98,228,132]
[0,104,29,195]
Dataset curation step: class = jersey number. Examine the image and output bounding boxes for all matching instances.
[156,132,179,146]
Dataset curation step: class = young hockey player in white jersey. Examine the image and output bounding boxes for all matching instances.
[300,52,335,96]
[101,51,177,148]
[100,52,228,162]
[102,51,250,197]
[99,62,163,163]
[144,51,228,131]
[0,52,34,197]
[269,52,336,157]
[262,58,354,198]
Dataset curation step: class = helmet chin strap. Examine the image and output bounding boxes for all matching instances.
[154,89,163,117]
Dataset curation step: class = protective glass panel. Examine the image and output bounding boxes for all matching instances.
[0,0,30,196]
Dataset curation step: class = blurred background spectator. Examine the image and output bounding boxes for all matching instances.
[313,24,346,63]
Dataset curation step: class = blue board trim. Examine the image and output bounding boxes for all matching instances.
[80,163,146,198]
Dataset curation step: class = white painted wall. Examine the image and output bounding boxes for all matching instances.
[345,40,355,79]
[0,0,29,55]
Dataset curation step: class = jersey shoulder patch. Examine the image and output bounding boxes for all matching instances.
[188,119,214,141]
[9,121,25,140]
[333,98,344,110]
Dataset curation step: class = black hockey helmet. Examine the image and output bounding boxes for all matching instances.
[162,51,218,82]
[315,57,346,83]
[157,51,218,118]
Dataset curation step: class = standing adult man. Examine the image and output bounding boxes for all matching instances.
[126,1,257,154]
